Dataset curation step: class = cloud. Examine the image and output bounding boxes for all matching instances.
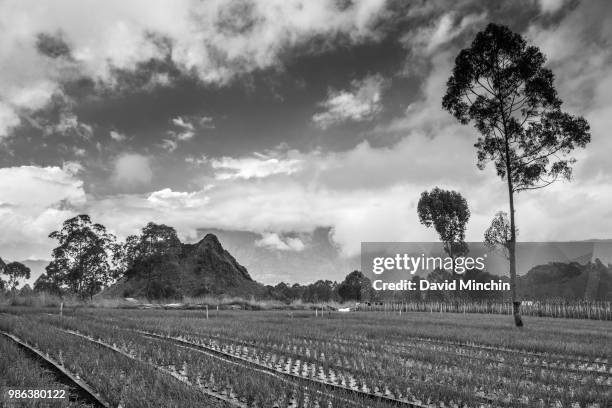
[172,116,194,131]
[43,111,93,139]
[0,103,20,139]
[112,153,153,186]
[91,124,612,258]
[109,130,127,142]
[147,188,208,208]
[0,166,85,260]
[61,160,83,175]
[198,116,215,129]
[312,74,387,129]
[525,0,612,182]
[255,232,305,251]
[537,0,568,14]
[161,116,200,151]
[2,2,612,267]
[404,11,487,56]
[185,155,209,166]
[160,138,178,152]
[0,0,389,139]
[210,152,303,180]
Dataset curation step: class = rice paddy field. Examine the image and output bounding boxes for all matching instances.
[0,308,610,408]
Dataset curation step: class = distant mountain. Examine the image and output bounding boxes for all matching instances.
[517,259,612,300]
[102,233,266,299]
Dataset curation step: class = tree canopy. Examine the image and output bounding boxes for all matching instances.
[337,271,373,302]
[4,261,31,292]
[417,187,470,267]
[45,214,117,299]
[484,211,514,259]
[442,23,590,192]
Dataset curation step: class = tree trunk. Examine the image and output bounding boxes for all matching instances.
[506,158,523,328]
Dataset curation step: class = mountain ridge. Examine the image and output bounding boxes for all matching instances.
[101,233,265,299]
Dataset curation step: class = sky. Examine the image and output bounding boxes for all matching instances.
[1,0,611,284]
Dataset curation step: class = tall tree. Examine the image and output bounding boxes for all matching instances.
[4,261,31,293]
[47,214,117,299]
[442,23,591,326]
[417,187,470,272]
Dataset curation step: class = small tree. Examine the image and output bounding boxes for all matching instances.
[337,271,373,302]
[484,211,514,259]
[140,223,181,258]
[4,261,31,293]
[442,23,591,326]
[19,284,33,296]
[417,187,470,272]
[34,272,62,295]
[47,214,117,299]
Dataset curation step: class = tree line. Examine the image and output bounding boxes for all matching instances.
[31,215,183,299]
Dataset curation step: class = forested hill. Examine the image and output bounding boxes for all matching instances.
[102,233,266,299]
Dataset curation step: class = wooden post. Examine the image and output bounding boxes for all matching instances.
[216,305,219,317]
[60,302,63,319]
[206,305,209,320]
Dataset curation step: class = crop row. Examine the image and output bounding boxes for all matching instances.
[36,313,611,407]
[0,333,93,408]
[0,314,230,408]
[3,314,386,408]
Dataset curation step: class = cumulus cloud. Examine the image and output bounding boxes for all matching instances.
[2,1,612,266]
[0,166,85,259]
[0,0,388,139]
[147,188,209,208]
[312,74,387,129]
[255,233,305,251]
[112,153,153,186]
[91,126,612,259]
[210,152,303,180]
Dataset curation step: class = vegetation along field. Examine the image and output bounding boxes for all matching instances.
[0,308,610,408]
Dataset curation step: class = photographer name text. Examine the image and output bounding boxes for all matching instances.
[372,279,510,291]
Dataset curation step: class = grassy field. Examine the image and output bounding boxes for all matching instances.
[0,308,610,408]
